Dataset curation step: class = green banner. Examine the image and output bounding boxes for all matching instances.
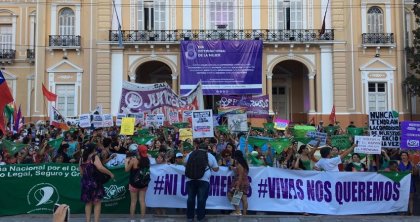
[291,125,316,138]
[0,164,130,216]
[331,134,352,150]
[347,127,364,136]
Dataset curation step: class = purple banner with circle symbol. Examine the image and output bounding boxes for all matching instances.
[401,121,420,149]
[180,40,263,95]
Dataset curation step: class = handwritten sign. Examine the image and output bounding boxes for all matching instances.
[354,136,382,154]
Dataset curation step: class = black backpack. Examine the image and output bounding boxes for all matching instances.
[130,167,151,189]
[185,150,209,180]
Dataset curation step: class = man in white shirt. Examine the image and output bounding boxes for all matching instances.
[314,143,357,172]
[184,143,219,222]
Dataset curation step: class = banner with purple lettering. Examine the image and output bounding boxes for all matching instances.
[218,95,269,118]
[118,81,203,120]
[401,121,420,149]
[180,40,262,95]
[146,165,410,215]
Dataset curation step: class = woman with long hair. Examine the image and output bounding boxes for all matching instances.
[398,151,418,216]
[79,143,114,222]
[125,144,150,222]
[227,150,250,215]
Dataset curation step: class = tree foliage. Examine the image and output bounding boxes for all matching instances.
[404,1,420,96]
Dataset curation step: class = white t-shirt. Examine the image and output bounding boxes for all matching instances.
[185,151,218,182]
[315,156,341,172]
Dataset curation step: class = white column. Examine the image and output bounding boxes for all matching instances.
[385,4,391,33]
[361,3,367,33]
[29,15,35,47]
[252,0,260,29]
[308,72,316,113]
[27,76,33,116]
[320,45,333,114]
[51,4,57,35]
[171,73,178,93]
[75,4,81,35]
[183,0,192,29]
[267,72,274,115]
[12,16,16,50]
[111,49,124,115]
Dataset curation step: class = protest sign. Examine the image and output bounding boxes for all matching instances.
[128,112,144,126]
[227,113,248,132]
[192,110,214,138]
[292,125,316,137]
[169,111,179,124]
[0,164,411,216]
[369,111,400,147]
[105,153,126,168]
[274,118,289,130]
[331,134,352,150]
[354,136,382,154]
[182,110,193,124]
[145,114,164,128]
[115,113,126,126]
[120,117,135,135]
[400,121,420,149]
[92,114,103,128]
[179,128,193,142]
[306,131,327,146]
[78,114,91,128]
[218,95,269,118]
[156,114,164,127]
[102,114,114,127]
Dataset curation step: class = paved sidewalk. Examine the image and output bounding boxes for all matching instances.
[0,214,419,222]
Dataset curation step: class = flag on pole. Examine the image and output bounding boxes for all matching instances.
[13,105,21,132]
[50,106,69,130]
[42,83,57,102]
[320,0,330,35]
[329,105,336,124]
[0,70,14,133]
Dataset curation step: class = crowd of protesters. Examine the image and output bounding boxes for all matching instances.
[0,119,419,217]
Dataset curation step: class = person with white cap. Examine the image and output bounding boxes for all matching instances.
[175,152,184,165]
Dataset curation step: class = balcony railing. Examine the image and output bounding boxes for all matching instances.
[27,49,35,61]
[362,33,394,44]
[109,29,334,43]
[49,35,81,48]
[0,48,16,62]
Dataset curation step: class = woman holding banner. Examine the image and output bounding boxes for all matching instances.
[79,143,114,222]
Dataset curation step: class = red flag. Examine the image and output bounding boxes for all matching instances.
[0,70,14,133]
[329,105,336,124]
[42,83,57,101]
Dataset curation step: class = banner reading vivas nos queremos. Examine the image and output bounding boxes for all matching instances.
[180,40,262,95]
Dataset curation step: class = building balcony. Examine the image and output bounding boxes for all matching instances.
[0,48,16,64]
[362,33,395,48]
[109,29,334,44]
[27,49,35,63]
[48,35,81,51]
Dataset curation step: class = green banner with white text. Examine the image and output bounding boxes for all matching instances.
[0,164,130,216]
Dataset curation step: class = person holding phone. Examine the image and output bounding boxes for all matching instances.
[79,143,114,222]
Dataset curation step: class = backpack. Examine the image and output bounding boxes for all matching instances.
[185,150,209,180]
[130,167,151,189]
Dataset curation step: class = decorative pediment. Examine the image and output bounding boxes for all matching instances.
[360,58,395,71]
[47,60,83,73]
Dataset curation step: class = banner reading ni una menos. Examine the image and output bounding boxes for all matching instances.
[180,40,263,95]
[0,164,411,216]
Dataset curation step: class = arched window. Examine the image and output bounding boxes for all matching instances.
[367,6,383,33]
[59,8,75,35]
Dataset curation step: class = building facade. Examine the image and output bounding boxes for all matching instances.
[0,0,419,126]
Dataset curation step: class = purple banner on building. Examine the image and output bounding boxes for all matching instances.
[180,40,263,95]
[218,95,269,118]
[401,121,420,149]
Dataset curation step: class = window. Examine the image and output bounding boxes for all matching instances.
[59,8,75,35]
[367,6,383,33]
[0,24,12,50]
[56,84,76,117]
[208,0,235,29]
[277,0,302,30]
[368,82,387,112]
[138,0,166,30]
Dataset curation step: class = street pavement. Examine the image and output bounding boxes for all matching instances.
[1,214,420,222]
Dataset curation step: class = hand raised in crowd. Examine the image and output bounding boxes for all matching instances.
[52,204,69,222]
